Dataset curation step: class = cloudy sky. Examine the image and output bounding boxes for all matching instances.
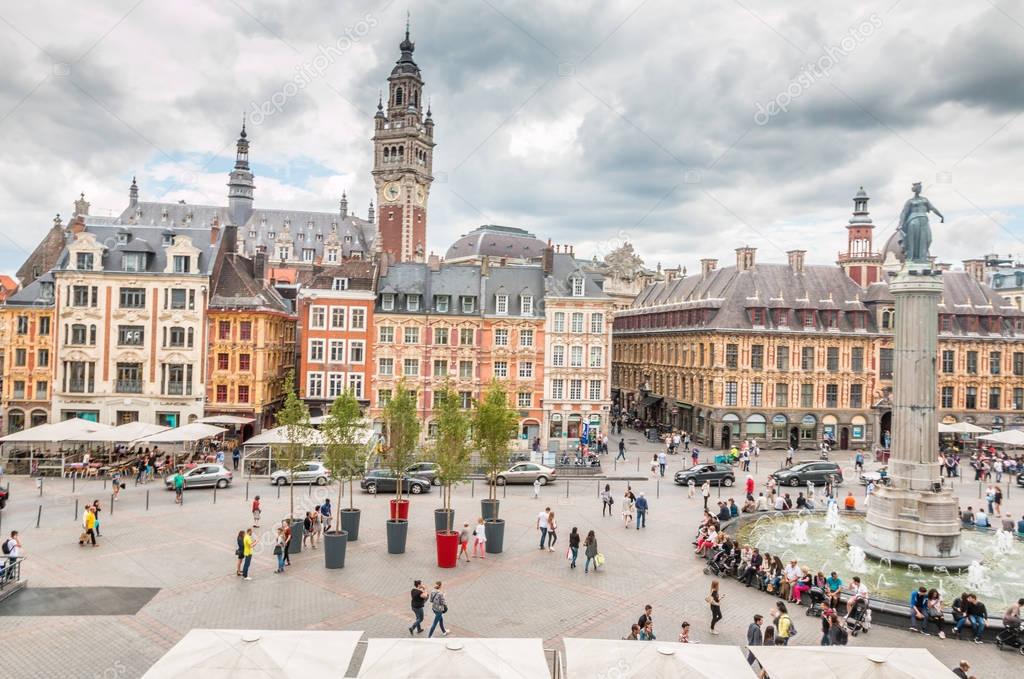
[1,0,1023,277]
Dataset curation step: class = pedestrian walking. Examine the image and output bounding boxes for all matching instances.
[701,480,711,510]
[601,484,614,516]
[111,472,122,501]
[568,527,580,569]
[241,528,255,580]
[458,522,471,563]
[311,506,322,549]
[537,506,550,549]
[616,438,626,461]
[281,519,292,566]
[687,478,696,499]
[252,496,261,527]
[3,531,22,562]
[473,518,487,558]
[745,475,755,500]
[635,492,649,530]
[547,510,558,551]
[658,451,667,477]
[302,511,314,548]
[273,527,286,573]
[427,581,449,637]
[650,453,659,477]
[707,580,724,634]
[533,477,541,500]
[320,498,332,532]
[409,580,427,634]
[621,491,634,527]
[232,447,241,471]
[235,530,245,576]
[691,447,699,467]
[746,614,764,664]
[172,470,185,503]
[583,530,599,573]
[79,506,98,547]
[92,500,103,537]
[775,601,794,645]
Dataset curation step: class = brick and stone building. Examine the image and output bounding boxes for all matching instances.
[0,275,56,432]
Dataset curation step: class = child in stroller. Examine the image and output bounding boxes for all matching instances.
[806,585,827,617]
[845,597,871,636]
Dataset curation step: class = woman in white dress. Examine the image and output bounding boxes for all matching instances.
[622,490,635,527]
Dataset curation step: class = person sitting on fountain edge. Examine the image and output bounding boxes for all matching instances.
[845,576,869,616]
[843,491,856,511]
[953,593,988,643]
[826,571,843,610]
[1018,513,1024,537]
[961,506,974,526]
[974,507,989,528]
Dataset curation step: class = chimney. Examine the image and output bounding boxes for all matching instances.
[787,249,806,273]
[480,255,490,277]
[68,214,86,235]
[428,252,440,271]
[735,246,756,272]
[700,258,718,278]
[542,239,554,275]
[253,250,266,282]
[210,216,221,247]
[935,261,952,272]
[962,258,986,283]
[220,223,237,254]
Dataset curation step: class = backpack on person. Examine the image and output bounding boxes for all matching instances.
[429,591,448,614]
[833,623,848,645]
[1,539,12,555]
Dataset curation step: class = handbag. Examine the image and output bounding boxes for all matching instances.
[273,545,283,556]
[595,553,605,567]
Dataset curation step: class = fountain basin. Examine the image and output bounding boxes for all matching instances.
[848,533,981,570]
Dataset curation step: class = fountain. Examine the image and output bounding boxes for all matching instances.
[790,519,809,544]
[995,529,1015,555]
[825,503,841,531]
[966,560,987,590]
[847,545,867,573]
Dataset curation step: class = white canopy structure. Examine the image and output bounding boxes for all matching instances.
[244,426,326,446]
[564,639,754,678]
[136,423,227,443]
[198,415,255,425]
[142,629,361,678]
[357,638,550,679]
[76,422,169,443]
[0,417,111,443]
[978,428,1024,447]
[937,421,990,434]
[747,646,954,679]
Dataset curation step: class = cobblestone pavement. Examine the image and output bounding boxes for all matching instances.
[0,433,1021,677]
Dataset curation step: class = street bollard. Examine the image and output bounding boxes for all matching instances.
[978,481,982,499]
[277,484,281,499]
[597,480,600,497]
[146,490,150,510]
[110,494,115,515]
[636,458,640,472]
[246,482,249,501]
[471,479,474,498]
[214,486,217,504]
[614,459,617,471]
[718,483,722,498]
[503,482,507,499]
[72,476,76,493]
[38,477,43,496]
[74,499,79,521]
[657,477,660,498]
[566,480,569,498]
[308,483,312,497]
[36,505,42,528]
[103,478,107,490]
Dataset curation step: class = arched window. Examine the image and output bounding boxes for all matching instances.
[395,87,404,106]
[383,147,390,161]
[89,324,97,345]
[8,409,24,433]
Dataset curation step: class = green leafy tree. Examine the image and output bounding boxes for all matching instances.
[382,379,420,504]
[321,389,364,514]
[275,370,312,519]
[432,383,472,532]
[473,379,520,505]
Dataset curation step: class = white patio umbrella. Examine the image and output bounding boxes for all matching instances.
[564,638,754,678]
[747,645,954,679]
[244,425,326,446]
[357,638,550,679]
[198,415,255,425]
[76,422,169,443]
[135,422,227,443]
[978,429,1024,447]
[937,421,990,434]
[142,628,362,678]
[0,417,111,443]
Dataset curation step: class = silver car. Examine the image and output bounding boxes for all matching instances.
[491,462,557,486]
[270,461,331,486]
[165,464,233,490]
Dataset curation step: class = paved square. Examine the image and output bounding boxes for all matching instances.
[0,436,1021,677]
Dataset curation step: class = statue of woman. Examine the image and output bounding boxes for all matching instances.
[897,182,944,264]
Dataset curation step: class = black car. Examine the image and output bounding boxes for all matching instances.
[405,462,441,486]
[674,463,735,487]
[360,469,432,495]
[771,461,844,487]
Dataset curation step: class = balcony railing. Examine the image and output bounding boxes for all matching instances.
[68,380,88,393]
[116,380,143,394]
[166,383,185,396]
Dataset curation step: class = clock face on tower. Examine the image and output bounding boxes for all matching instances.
[415,186,426,205]
[383,182,401,202]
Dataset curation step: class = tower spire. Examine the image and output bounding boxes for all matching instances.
[228,117,255,224]
[129,175,139,208]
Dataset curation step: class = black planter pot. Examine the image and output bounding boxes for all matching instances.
[323,530,348,569]
[289,519,305,554]
[434,508,455,533]
[386,520,408,554]
[340,508,361,542]
[484,518,505,554]
[481,499,500,521]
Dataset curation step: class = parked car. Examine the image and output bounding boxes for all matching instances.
[859,467,890,486]
[771,461,843,487]
[405,461,441,486]
[360,469,432,495]
[0,483,8,510]
[489,462,556,486]
[270,461,330,486]
[674,463,735,487]
[165,464,233,490]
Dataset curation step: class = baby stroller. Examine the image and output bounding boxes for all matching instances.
[845,598,871,637]
[805,586,826,617]
[703,548,729,576]
[995,621,1024,655]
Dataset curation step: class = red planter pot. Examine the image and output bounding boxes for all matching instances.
[435,531,459,568]
[390,499,410,521]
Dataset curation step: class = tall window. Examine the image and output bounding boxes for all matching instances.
[553,312,565,332]
[460,297,475,314]
[590,313,604,334]
[494,361,508,378]
[172,255,191,273]
[570,313,584,333]
[774,383,788,407]
[76,252,94,270]
[433,359,448,377]
[218,321,231,340]
[551,379,564,400]
[239,321,252,340]
[750,382,763,407]
[990,351,1001,375]
[494,329,509,346]
[589,380,602,400]
[349,341,364,363]
[238,385,250,403]
[460,328,475,345]
[404,359,419,376]
[310,307,326,329]
[307,372,323,397]
[725,344,738,369]
[406,295,420,312]
[800,383,814,408]
[725,381,737,406]
[571,277,584,296]
[776,346,789,371]
[330,307,346,330]
[495,294,508,315]
[15,316,28,334]
[1014,387,1024,410]
[965,386,977,410]
[377,389,391,407]
[404,327,420,344]
[119,287,146,309]
[520,329,534,347]
[348,374,363,399]
[570,346,583,368]
[434,327,449,345]
[350,308,366,330]
[518,361,533,379]
[37,349,49,367]
[879,348,894,379]
[521,295,534,315]
[72,285,90,307]
[459,361,473,379]
[435,295,449,312]
[849,384,863,408]
[569,379,582,399]
[115,363,143,393]
[238,354,251,371]
[826,347,839,372]
[379,326,394,343]
[589,346,603,368]
[329,340,345,362]
[941,386,954,409]
[751,344,763,370]
[966,351,978,374]
[800,347,814,371]
[941,350,955,373]
[518,392,532,408]
[38,317,50,335]
[327,373,344,398]
[989,387,1001,410]
[378,358,394,376]
[382,294,395,311]
[309,339,324,362]
[552,346,565,367]
[851,347,864,373]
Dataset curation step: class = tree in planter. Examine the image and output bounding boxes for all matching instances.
[432,383,472,533]
[275,370,312,520]
[382,379,420,507]
[473,379,520,514]
[321,388,364,516]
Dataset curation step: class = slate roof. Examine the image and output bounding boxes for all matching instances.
[301,261,377,291]
[445,225,547,262]
[4,272,55,307]
[546,253,610,299]
[210,253,292,314]
[482,265,546,317]
[57,221,220,275]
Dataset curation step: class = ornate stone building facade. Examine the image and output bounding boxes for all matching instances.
[613,189,1024,449]
[0,275,56,432]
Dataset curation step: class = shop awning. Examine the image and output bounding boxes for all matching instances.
[564,639,754,678]
[639,395,663,409]
[747,645,950,678]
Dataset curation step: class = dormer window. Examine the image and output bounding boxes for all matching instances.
[331,278,349,291]
[382,293,395,311]
[40,282,54,300]
[344,234,352,243]
[571,276,584,297]
[76,253,94,270]
[302,248,315,262]
[436,295,449,312]
[461,296,475,314]
[277,246,289,261]
[521,295,534,315]
[117,233,129,245]
[248,230,256,239]
[496,294,508,315]
[326,248,338,263]
[172,255,191,274]
[407,294,421,312]
[162,233,173,246]
[298,232,305,241]
[122,253,146,272]
[315,233,323,242]
[268,231,276,239]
